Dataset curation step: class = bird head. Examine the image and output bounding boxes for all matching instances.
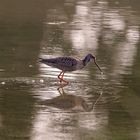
[83,54,103,74]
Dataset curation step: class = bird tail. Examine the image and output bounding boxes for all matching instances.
[38,58,52,64]
[39,58,42,61]
[38,58,57,67]
[38,58,43,63]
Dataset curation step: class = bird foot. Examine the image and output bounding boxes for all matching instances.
[59,79,69,85]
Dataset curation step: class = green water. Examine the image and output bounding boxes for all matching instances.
[0,0,140,140]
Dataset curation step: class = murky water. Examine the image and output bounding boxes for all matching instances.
[0,0,140,139]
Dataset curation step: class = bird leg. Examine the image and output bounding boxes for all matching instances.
[58,71,69,85]
[61,72,69,84]
[58,71,63,83]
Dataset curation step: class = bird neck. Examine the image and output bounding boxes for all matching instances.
[82,55,92,66]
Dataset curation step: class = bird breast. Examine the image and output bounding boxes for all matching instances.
[76,61,85,70]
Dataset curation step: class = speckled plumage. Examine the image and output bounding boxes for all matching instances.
[39,54,102,84]
[40,57,78,72]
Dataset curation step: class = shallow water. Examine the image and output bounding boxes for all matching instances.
[0,0,140,140]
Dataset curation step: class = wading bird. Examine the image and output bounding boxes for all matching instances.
[39,54,102,84]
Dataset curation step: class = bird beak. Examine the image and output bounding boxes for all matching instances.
[93,59,103,74]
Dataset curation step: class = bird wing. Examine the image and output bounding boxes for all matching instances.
[56,57,77,67]
[40,57,78,71]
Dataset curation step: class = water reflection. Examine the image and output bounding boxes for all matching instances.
[37,0,140,139]
[0,0,140,139]
[0,85,35,140]
[31,85,107,140]
[69,1,102,54]
[40,0,140,85]
[40,86,103,112]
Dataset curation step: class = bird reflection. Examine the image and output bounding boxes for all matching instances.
[40,85,102,112]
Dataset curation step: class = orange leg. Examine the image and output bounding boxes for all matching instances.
[58,71,63,83]
[58,71,69,85]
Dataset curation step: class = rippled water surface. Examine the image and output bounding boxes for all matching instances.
[0,0,140,140]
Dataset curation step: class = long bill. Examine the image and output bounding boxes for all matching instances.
[93,59,103,74]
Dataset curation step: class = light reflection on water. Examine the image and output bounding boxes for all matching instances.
[31,86,108,140]
[0,0,140,140]
[36,0,140,139]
